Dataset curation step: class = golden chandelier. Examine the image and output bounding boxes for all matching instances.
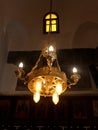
[15,44,81,105]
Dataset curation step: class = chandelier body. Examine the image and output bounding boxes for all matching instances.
[15,0,81,105]
[15,45,80,104]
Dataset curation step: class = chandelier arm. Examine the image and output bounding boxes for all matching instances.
[67,73,81,88]
[56,59,61,71]
[68,82,78,86]
[31,53,43,71]
[15,68,26,81]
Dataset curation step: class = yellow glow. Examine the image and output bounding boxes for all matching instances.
[52,25,56,31]
[56,83,62,95]
[34,79,42,92]
[45,14,57,19]
[46,21,50,24]
[46,25,49,32]
[46,20,56,25]
[46,23,56,32]
[33,92,40,103]
[52,20,56,24]
[45,13,57,33]
[52,93,59,105]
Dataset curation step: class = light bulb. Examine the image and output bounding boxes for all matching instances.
[34,79,42,92]
[49,45,54,52]
[52,93,59,105]
[19,62,23,68]
[33,92,40,103]
[56,83,62,95]
[72,67,77,73]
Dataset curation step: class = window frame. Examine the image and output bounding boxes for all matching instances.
[43,12,59,34]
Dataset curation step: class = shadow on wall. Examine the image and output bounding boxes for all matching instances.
[72,21,98,48]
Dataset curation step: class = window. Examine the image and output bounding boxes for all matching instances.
[43,12,59,34]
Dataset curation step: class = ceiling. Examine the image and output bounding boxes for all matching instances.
[0,0,98,51]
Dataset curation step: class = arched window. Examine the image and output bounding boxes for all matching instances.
[43,12,59,34]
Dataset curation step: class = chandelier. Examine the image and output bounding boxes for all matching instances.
[15,0,80,105]
[15,44,80,104]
